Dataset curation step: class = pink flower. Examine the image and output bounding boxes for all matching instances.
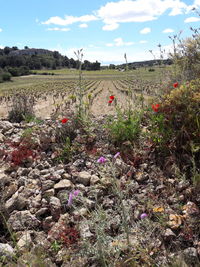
[97,156,107,164]
[114,152,120,158]
[140,213,148,219]
[67,190,80,206]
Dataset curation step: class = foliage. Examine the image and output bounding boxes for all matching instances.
[105,108,143,146]
[147,79,200,172]
[8,93,35,123]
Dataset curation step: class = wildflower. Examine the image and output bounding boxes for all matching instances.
[173,82,179,88]
[152,104,160,112]
[108,100,113,104]
[67,190,80,206]
[97,156,107,164]
[140,213,148,219]
[61,118,69,124]
[109,95,115,100]
[114,152,120,159]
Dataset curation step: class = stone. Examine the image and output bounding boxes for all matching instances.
[8,210,40,231]
[183,247,198,265]
[49,196,61,221]
[90,174,100,185]
[54,179,73,190]
[17,232,32,251]
[163,228,176,240]
[61,173,71,179]
[0,121,13,133]
[0,243,15,259]
[76,171,91,186]
[135,171,149,182]
[0,132,5,142]
[42,180,55,191]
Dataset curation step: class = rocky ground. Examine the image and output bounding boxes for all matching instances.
[0,115,200,267]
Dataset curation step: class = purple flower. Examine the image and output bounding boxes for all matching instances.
[97,156,107,164]
[114,152,120,159]
[67,190,80,206]
[140,213,148,219]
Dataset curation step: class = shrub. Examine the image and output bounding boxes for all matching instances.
[2,72,12,81]
[8,93,35,123]
[147,79,200,172]
[105,109,143,146]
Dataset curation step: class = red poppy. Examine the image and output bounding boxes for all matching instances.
[61,118,69,124]
[109,95,115,100]
[173,82,179,88]
[108,100,113,104]
[152,104,160,112]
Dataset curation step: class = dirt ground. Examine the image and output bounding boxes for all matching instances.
[0,80,150,119]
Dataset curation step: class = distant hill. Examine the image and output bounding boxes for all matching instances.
[9,48,54,56]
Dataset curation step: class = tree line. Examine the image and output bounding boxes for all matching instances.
[0,46,101,82]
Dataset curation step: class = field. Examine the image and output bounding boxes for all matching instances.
[0,66,172,119]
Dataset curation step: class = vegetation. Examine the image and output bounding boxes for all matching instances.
[0,11,200,267]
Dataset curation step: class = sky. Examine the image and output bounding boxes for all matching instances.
[0,0,200,65]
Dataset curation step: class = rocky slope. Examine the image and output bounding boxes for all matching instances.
[0,117,200,267]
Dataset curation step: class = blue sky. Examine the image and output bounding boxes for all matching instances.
[0,0,200,65]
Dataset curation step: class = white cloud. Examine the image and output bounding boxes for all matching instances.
[79,23,88,28]
[184,16,200,23]
[140,27,151,34]
[162,28,174,33]
[139,40,148,44]
[42,15,98,25]
[0,28,2,32]
[106,43,114,47]
[97,0,191,28]
[106,37,134,47]
[102,23,119,31]
[47,27,70,31]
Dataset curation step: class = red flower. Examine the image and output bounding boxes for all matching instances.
[109,95,115,100]
[108,100,113,104]
[173,82,179,88]
[61,118,69,124]
[152,104,160,112]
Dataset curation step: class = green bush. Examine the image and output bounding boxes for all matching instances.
[105,109,143,146]
[2,72,11,81]
[8,93,35,123]
[147,78,200,171]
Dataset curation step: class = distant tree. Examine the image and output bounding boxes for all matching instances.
[109,64,116,69]
[24,46,29,49]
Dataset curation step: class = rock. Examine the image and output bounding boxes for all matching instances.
[0,121,13,133]
[4,183,18,200]
[42,180,55,191]
[183,247,198,265]
[49,196,61,221]
[47,214,70,242]
[43,189,55,198]
[0,132,5,142]
[35,207,49,217]
[76,171,91,186]
[0,243,15,259]
[42,216,54,232]
[177,180,190,191]
[90,174,100,185]
[54,179,73,190]
[73,208,88,219]
[5,192,28,213]
[135,171,149,182]
[73,159,85,167]
[61,173,71,179]
[163,228,176,240]
[17,232,32,251]
[8,210,40,231]
[183,201,200,217]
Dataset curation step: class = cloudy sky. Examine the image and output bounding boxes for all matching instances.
[0,0,200,65]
